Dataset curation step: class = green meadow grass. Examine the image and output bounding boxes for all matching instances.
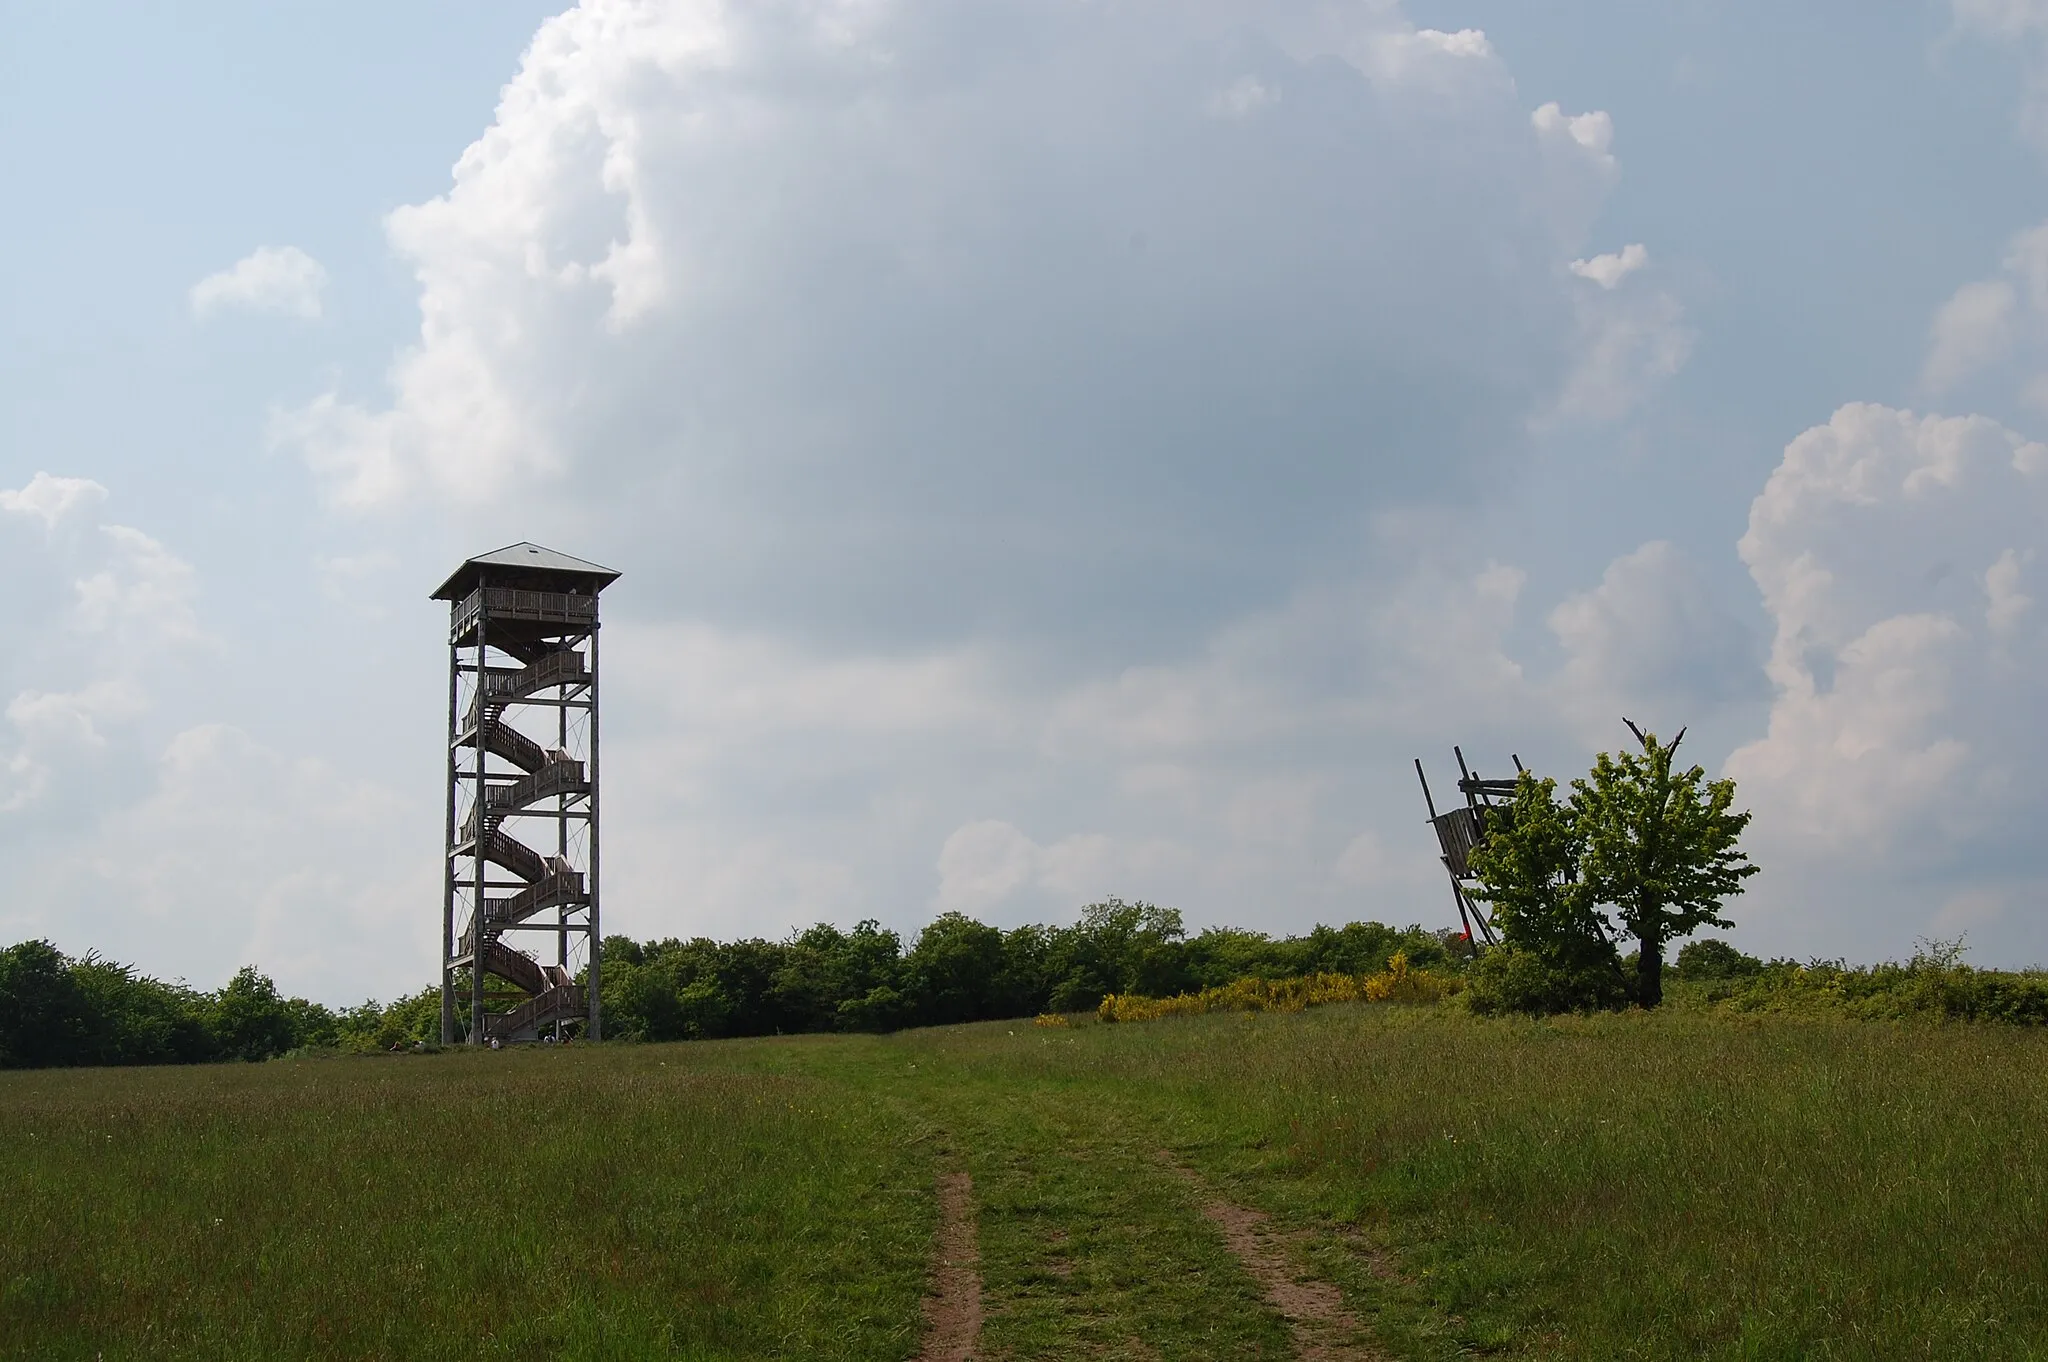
[7,998,2048,1359]
[880,1002,2048,1360]
[1,1045,931,1361]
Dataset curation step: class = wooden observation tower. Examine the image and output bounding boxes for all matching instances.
[432,543,619,1044]
[1414,747,1518,948]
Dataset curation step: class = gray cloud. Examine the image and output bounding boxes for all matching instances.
[299,0,1636,654]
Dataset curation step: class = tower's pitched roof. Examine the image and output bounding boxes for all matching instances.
[431,542,622,600]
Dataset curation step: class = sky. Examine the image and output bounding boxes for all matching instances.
[4,0,2047,1003]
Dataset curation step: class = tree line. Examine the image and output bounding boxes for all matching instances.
[597,899,1466,1040]
[0,940,442,1069]
[0,902,1468,1067]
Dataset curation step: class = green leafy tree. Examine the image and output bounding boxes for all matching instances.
[600,935,646,969]
[675,978,735,1038]
[836,984,910,1032]
[713,938,795,1035]
[1468,775,1629,1013]
[1044,899,1190,1010]
[1184,928,1298,987]
[209,966,300,1061]
[992,924,1056,1016]
[69,955,215,1064]
[835,921,907,1008]
[1469,724,1758,1011]
[1671,938,1763,981]
[0,940,93,1068]
[1469,776,1602,957]
[603,950,733,1042]
[770,924,854,1033]
[1576,724,1758,1007]
[906,913,1008,1025]
[773,921,905,1031]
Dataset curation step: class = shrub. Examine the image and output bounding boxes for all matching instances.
[1718,942,2048,1025]
[1363,952,1461,1003]
[1098,956,1460,1024]
[1464,945,1633,1017]
[1672,938,1763,981]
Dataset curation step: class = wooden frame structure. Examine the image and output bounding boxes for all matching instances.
[1413,747,1523,947]
[433,544,619,1045]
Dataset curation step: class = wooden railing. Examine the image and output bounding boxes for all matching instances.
[486,757,587,813]
[479,937,550,996]
[485,867,586,927]
[454,587,597,639]
[483,984,584,1041]
[481,649,586,702]
[455,930,557,992]
[459,828,549,884]
[459,715,548,774]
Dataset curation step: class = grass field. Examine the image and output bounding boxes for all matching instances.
[8,996,2048,1359]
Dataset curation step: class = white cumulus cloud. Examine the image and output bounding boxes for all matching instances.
[1924,279,2018,391]
[0,479,202,819]
[1922,222,2048,402]
[1550,245,1692,423]
[189,245,328,320]
[1727,403,2048,950]
[0,472,108,528]
[1569,242,1649,289]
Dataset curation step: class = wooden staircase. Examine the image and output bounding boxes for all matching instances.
[452,716,590,1042]
[457,933,585,1041]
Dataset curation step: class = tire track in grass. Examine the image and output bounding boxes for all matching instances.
[1161,1154,1389,1362]
[917,1171,983,1362]
[940,1087,1293,1359]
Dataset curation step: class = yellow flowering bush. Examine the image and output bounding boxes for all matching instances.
[1362,951,1460,1003]
[1097,953,1460,1023]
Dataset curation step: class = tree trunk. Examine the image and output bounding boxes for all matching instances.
[1636,927,1664,1008]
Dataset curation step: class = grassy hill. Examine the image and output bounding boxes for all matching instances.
[8,995,2047,1359]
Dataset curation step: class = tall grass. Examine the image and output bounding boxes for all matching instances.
[1,1045,929,1361]
[12,997,2048,1358]
[896,1002,2048,1358]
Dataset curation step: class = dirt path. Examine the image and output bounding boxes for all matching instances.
[916,1170,984,1362]
[1161,1155,1388,1362]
